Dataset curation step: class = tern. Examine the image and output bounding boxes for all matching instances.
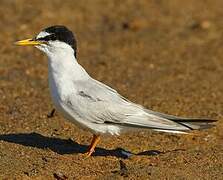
[15,25,216,157]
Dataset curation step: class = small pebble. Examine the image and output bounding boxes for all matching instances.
[53,172,68,180]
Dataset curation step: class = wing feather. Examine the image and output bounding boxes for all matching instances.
[66,78,194,132]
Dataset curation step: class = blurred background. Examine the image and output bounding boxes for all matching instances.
[0,0,222,179]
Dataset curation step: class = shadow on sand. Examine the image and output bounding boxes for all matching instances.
[0,132,185,158]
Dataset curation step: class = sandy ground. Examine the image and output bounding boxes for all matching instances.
[0,0,223,179]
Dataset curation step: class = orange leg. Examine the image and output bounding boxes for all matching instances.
[85,134,100,157]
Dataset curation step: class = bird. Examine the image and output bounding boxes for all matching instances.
[15,25,217,157]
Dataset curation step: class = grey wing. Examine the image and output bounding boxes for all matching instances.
[69,78,200,132]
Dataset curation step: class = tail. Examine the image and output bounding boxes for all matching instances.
[145,110,217,133]
[106,103,217,134]
[170,119,216,130]
[119,107,217,134]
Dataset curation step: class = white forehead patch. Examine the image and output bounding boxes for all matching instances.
[36,31,50,39]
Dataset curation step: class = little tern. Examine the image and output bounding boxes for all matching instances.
[15,25,216,157]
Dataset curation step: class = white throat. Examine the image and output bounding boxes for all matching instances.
[48,50,89,81]
[37,41,89,81]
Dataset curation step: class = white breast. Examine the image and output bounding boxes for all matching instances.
[46,44,95,131]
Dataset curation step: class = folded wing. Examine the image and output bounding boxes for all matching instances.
[69,78,216,133]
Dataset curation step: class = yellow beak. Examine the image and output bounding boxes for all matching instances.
[14,38,44,46]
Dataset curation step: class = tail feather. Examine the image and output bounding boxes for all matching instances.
[107,107,217,134]
[171,119,217,130]
[145,109,217,132]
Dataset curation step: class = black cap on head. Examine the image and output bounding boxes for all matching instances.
[37,25,77,57]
